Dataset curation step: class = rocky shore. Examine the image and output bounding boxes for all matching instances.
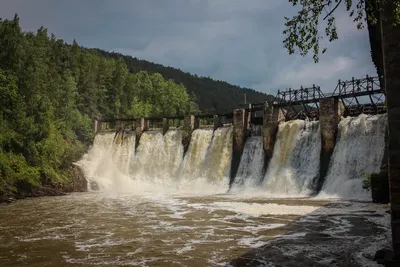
[0,164,87,204]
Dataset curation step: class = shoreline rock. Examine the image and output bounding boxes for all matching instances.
[0,164,87,204]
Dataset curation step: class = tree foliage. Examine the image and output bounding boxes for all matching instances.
[94,50,275,114]
[0,15,196,197]
[283,0,400,63]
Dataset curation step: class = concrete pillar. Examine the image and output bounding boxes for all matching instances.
[115,120,123,131]
[194,116,200,129]
[230,109,247,183]
[162,118,169,135]
[315,98,344,194]
[262,104,282,161]
[182,115,196,153]
[92,119,102,136]
[135,118,146,149]
[213,115,223,130]
[244,109,251,139]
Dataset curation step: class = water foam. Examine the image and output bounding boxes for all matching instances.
[318,114,386,200]
[263,120,321,197]
[230,136,265,192]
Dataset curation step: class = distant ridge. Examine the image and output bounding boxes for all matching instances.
[92,49,275,114]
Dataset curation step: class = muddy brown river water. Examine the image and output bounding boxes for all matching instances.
[0,192,390,267]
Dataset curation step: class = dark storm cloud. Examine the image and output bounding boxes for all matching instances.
[0,0,376,93]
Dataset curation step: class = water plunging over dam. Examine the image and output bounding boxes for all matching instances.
[263,120,321,197]
[319,114,387,200]
[82,113,387,200]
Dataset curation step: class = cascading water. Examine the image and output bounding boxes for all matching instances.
[77,112,385,201]
[113,131,136,175]
[230,136,265,192]
[263,120,321,197]
[131,130,184,184]
[76,130,136,192]
[250,124,262,136]
[319,114,387,200]
[177,129,214,181]
[77,126,234,194]
[202,127,233,183]
[176,127,233,193]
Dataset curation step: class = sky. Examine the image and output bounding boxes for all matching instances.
[0,0,376,95]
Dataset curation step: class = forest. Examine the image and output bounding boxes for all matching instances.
[94,50,275,114]
[0,15,193,198]
[0,15,273,199]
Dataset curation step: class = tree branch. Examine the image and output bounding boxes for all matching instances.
[323,0,343,20]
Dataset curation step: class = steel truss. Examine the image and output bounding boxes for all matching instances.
[274,84,324,121]
[273,75,385,121]
[332,75,385,117]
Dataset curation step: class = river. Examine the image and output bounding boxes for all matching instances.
[0,192,390,267]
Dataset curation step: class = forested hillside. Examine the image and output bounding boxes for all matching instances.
[0,15,196,198]
[94,49,274,114]
[0,14,273,199]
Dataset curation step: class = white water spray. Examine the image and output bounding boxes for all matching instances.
[230,136,265,192]
[263,120,321,197]
[319,114,386,200]
[131,130,184,184]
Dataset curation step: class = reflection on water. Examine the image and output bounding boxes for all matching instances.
[0,193,389,266]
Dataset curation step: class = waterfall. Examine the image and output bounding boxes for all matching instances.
[131,130,184,183]
[319,114,387,200]
[76,131,136,192]
[77,126,233,194]
[176,127,232,193]
[112,131,136,175]
[201,127,233,183]
[263,120,321,197]
[76,112,386,200]
[177,129,214,181]
[250,124,262,136]
[230,136,265,192]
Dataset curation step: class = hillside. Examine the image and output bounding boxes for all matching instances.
[93,49,275,114]
[0,16,196,198]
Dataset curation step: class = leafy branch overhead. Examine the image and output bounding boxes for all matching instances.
[283,0,400,63]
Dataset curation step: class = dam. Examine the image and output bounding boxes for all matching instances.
[0,75,391,266]
[87,75,387,200]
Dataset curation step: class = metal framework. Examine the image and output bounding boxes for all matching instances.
[332,75,385,117]
[274,85,324,121]
[273,75,386,120]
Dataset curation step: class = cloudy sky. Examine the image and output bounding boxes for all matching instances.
[0,0,376,95]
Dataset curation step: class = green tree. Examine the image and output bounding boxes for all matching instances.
[188,91,200,115]
[283,0,400,62]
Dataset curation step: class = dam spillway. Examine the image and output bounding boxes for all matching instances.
[80,113,387,201]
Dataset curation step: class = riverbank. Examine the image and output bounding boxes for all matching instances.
[0,165,87,204]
